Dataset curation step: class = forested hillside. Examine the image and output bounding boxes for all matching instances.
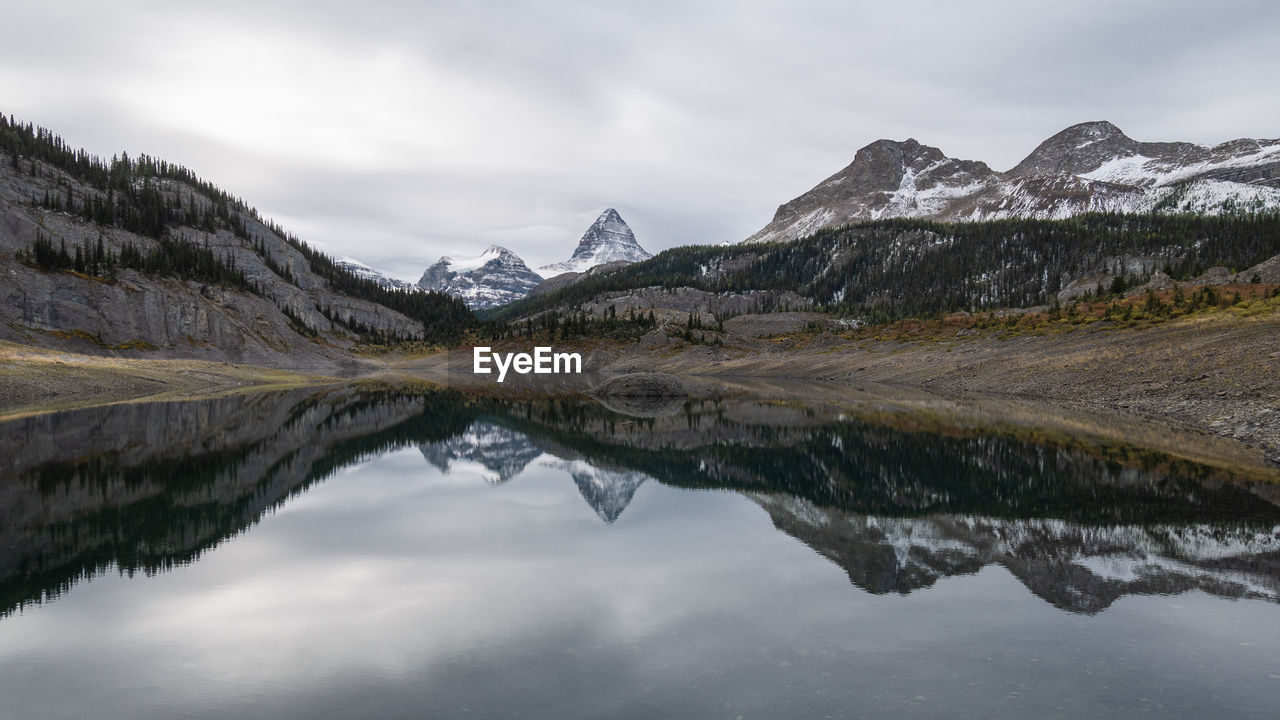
[0,112,475,356]
[495,213,1280,322]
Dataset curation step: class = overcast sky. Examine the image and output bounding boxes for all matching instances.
[3,0,1278,280]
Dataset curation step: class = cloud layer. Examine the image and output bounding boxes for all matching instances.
[3,0,1278,280]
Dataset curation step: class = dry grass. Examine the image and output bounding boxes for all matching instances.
[846,282,1280,345]
[0,341,340,420]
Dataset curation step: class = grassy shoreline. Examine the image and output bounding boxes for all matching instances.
[0,341,342,421]
[4,303,1277,476]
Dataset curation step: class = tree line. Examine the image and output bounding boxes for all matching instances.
[19,230,257,293]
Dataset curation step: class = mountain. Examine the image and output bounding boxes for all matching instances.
[334,257,413,291]
[746,121,1280,244]
[539,208,652,277]
[416,245,545,310]
[0,113,473,362]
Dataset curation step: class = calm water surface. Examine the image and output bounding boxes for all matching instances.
[1,385,1278,719]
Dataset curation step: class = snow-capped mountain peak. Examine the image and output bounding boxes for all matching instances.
[538,208,652,277]
[416,245,544,310]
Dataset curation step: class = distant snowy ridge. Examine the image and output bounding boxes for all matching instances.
[539,208,652,277]
[335,257,414,291]
[416,245,544,310]
[746,121,1280,244]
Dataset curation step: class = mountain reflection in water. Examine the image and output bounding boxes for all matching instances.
[1,384,1278,620]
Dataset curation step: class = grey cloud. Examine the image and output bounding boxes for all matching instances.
[3,0,1278,276]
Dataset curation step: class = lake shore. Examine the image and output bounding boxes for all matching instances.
[3,309,1277,473]
[394,309,1280,472]
[641,313,1280,467]
[0,341,342,421]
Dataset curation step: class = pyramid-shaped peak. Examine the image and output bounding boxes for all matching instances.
[539,207,652,277]
[575,208,646,255]
[589,208,631,234]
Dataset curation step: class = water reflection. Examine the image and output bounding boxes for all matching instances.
[1,384,1278,620]
[418,422,650,522]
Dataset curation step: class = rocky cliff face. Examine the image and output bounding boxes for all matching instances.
[0,151,427,365]
[416,245,544,310]
[747,121,1280,243]
[538,208,652,277]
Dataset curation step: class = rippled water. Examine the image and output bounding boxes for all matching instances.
[1,385,1278,719]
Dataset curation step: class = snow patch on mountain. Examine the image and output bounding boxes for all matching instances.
[1080,141,1280,188]
[1145,178,1280,214]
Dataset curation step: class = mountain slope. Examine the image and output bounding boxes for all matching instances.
[0,113,473,362]
[539,208,651,277]
[416,245,544,310]
[747,121,1280,244]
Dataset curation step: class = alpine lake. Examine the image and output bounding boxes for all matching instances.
[2,381,1278,720]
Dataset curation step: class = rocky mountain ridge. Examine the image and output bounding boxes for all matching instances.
[747,121,1280,244]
